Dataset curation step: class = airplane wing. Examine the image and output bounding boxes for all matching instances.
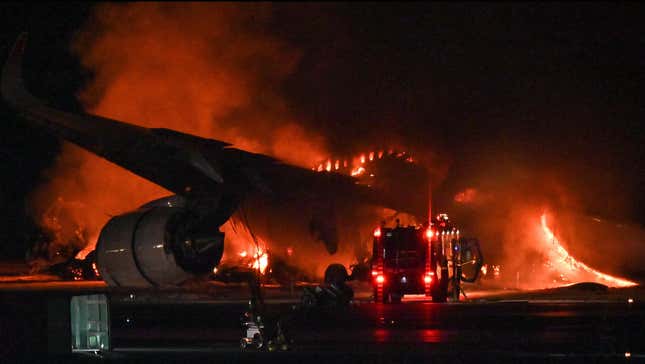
[3,33,430,222]
[2,33,401,213]
[2,34,434,286]
[2,33,234,196]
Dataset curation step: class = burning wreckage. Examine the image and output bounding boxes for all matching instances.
[4,32,641,352]
[5,34,636,299]
[2,34,446,292]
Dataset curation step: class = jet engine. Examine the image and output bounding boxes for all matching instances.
[96,196,226,287]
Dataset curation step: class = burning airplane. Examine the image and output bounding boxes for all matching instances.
[5,27,638,290]
[2,34,432,287]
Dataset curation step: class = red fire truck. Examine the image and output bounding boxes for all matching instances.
[370,214,483,303]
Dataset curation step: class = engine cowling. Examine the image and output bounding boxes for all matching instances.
[96,202,224,287]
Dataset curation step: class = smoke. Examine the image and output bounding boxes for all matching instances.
[26,3,641,288]
[28,3,327,260]
[447,153,643,288]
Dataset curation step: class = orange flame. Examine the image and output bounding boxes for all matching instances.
[250,247,269,274]
[454,188,478,204]
[31,3,329,265]
[351,166,366,177]
[75,245,94,260]
[540,213,637,287]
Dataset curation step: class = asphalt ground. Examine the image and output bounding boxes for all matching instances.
[1,280,644,363]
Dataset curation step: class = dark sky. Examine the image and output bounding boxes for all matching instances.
[1,3,644,258]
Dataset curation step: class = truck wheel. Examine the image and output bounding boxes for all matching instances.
[432,257,448,303]
[378,288,393,303]
[374,288,384,303]
[432,290,447,303]
[389,291,402,304]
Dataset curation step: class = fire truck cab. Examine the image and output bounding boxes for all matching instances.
[370,214,483,303]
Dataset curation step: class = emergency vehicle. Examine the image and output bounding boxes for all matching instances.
[370,214,483,303]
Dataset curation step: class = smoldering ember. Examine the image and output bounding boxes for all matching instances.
[0,3,644,363]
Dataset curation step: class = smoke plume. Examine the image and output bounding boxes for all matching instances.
[29,3,327,260]
[447,155,642,288]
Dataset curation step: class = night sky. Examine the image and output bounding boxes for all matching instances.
[1,3,643,259]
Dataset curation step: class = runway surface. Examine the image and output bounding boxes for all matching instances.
[1,280,644,363]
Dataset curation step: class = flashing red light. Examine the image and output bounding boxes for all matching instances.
[371,270,378,276]
[376,275,385,284]
[424,275,432,284]
[374,227,382,238]
[425,228,433,239]
[286,247,293,257]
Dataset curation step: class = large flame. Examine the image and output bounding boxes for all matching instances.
[30,3,328,263]
[539,212,637,287]
[249,247,269,274]
[313,149,414,179]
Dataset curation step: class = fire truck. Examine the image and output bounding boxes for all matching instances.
[370,214,483,303]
